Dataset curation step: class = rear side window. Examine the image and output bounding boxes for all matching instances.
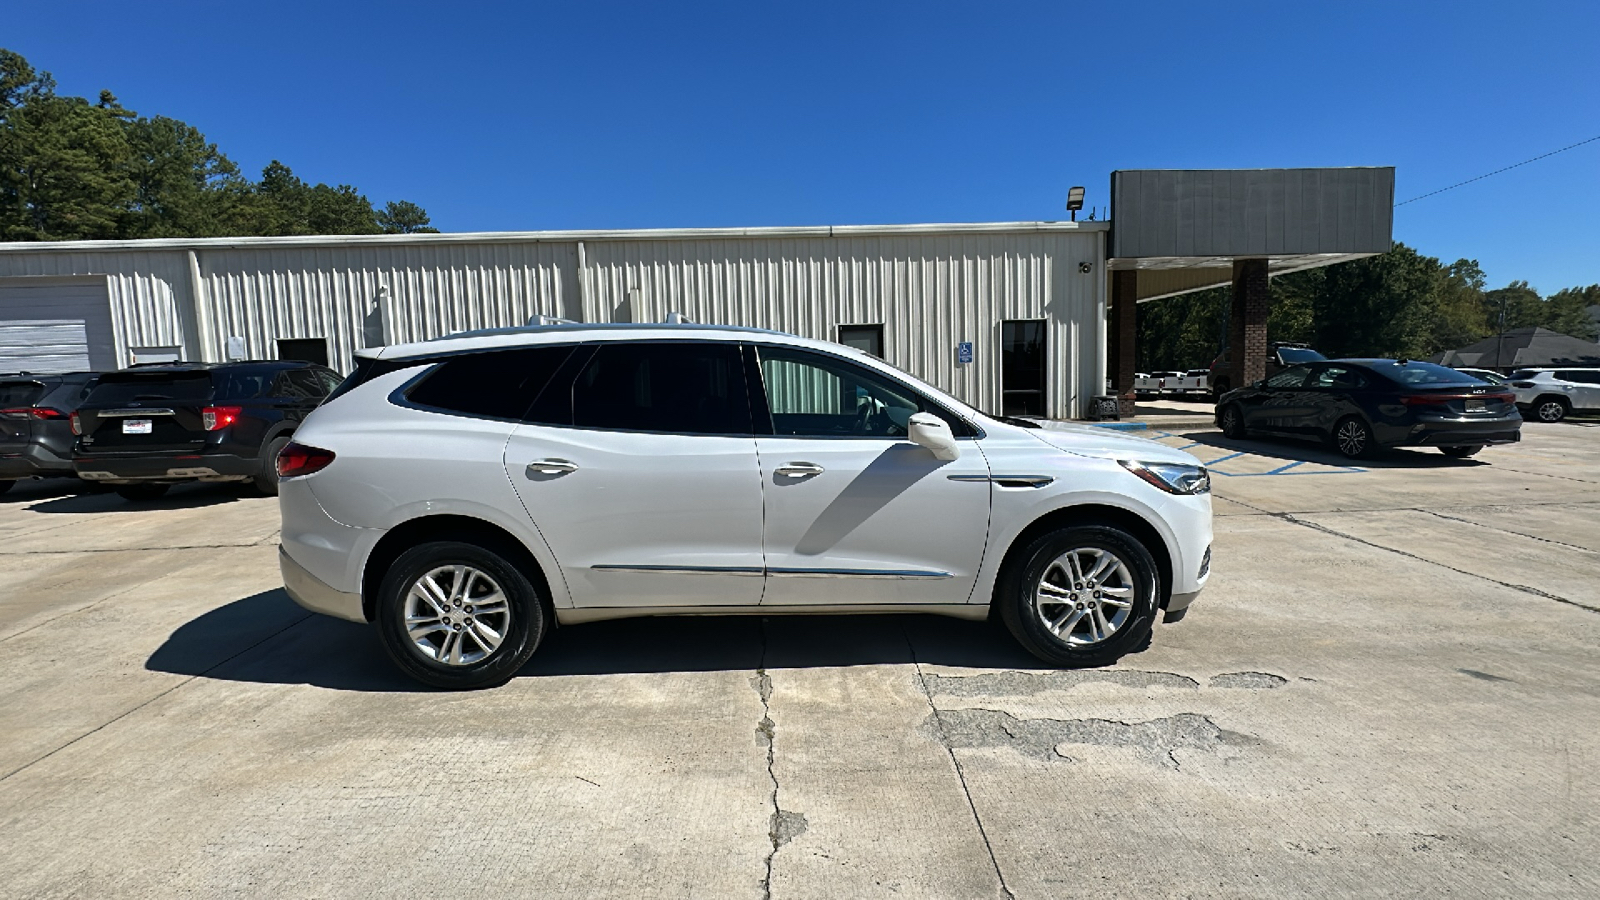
[1556,370,1600,384]
[0,381,46,407]
[87,372,213,405]
[407,346,574,420]
[571,342,750,435]
[216,368,281,400]
[1368,361,1478,386]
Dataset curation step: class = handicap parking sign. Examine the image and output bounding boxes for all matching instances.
[956,342,973,364]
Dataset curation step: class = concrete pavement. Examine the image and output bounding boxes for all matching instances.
[1,422,1598,897]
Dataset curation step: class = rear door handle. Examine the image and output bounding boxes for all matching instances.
[526,459,578,477]
[774,463,824,478]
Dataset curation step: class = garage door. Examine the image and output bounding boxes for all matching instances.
[0,277,116,374]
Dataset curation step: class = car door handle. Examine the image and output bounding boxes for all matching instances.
[525,459,578,477]
[774,462,824,478]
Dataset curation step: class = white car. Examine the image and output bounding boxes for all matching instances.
[277,324,1213,688]
[1508,368,1600,422]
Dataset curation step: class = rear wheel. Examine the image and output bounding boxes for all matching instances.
[1218,403,1248,439]
[376,540,547,690]
[1441,445,1483,458]
[999,525,1159,668]
[1533,397,1569,423]
[254,436,291,496]
[1210,377,1231,401]
[1332,416,1378,460]
[115,484,170,502]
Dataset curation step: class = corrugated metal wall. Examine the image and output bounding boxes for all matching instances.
[0,226,1106,418]
[582,231,1103,418]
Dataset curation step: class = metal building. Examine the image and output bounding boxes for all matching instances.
[0,221,1110,419]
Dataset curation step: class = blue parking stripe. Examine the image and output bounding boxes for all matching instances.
[1265,460,1306,475]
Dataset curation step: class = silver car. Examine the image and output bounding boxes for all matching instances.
[1508,369,1600,422]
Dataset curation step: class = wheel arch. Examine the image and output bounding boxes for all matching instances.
[993,503,1175,610]
[360,514,556,624]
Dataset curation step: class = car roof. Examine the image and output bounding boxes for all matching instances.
[369,322,841,362]
[105,360,314,375]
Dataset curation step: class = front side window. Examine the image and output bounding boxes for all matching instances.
[756,345,968,438]
[1263,366,1312,389]
[408,346,574,421]
[571,342,750,435]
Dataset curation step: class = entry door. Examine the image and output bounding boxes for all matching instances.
[503,342,766,608]
[751,344,992,607]
[1001,320,1047,417]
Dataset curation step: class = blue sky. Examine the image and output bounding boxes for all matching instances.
[9,1,1599,293]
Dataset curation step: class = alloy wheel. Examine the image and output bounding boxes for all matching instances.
[403,565,512,666]
[1538,401,1566,422]
[1336,420,1368,457]
[1034,547,1135,647]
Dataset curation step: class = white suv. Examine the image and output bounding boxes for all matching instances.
[277,324,1213,689]
[1508,368,1600,422]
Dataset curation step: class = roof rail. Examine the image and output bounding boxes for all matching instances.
[664,311,694,324]
[526,314,577,326]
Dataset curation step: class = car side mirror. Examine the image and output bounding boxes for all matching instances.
[907,412,960,461]
[1252,380,1264,389]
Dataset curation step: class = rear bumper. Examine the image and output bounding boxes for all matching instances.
[1395,416,1522,447]
[0,442,74,479]
[281,545,366,623]
[73,452,257,483]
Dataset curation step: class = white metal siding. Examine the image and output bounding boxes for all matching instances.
[0,255,188,369]
[0,277,118,372]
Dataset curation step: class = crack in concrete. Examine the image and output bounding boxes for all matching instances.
[929,708,1244,770]
[1417,508,1599,554]
[926,669,1198,696]
[906,631,1016,900]
[1208,671,1287,689]
[752,618,804,900]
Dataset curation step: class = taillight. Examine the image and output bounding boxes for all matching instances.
[201,406,243,431]
[1401,395,1446,407]
[1,407,67,420]
[276,441,336,479]
[70,412,82,435]
[1487,392,1515,403]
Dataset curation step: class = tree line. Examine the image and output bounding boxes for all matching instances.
[1137,243,1600,370]
[0,49,436,241]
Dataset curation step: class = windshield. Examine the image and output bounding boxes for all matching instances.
[1277,347,1325,364]
[86,372,213,405]
[1368,361,1481,387]
[0,380,46,407]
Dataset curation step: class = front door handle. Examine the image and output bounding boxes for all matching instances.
[526,459,578,478]
[774,462,824,478]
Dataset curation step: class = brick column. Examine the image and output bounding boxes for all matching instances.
[1110,269,1138,416]
[1228,259,1269,390]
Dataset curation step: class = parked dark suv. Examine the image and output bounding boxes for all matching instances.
[72,361,342,501]
[0,371,100,494]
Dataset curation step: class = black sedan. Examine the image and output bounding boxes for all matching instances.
[1214,359,1521,459]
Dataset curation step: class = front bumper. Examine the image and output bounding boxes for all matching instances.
[74,452,257,483]
[281,545,366,623]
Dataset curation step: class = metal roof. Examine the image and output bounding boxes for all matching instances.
[0,220,1108,254]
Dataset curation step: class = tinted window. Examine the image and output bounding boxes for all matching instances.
[1367,361,1479,386]
[0,380,46,407]
[1277,347,1326,364]
[87,372,213,405]
[1263,366,1311,389]
[571,342,749,435]
[1310,366,1367,390]
[408,346,574,421]
[1557,370,1600,384]
[757,345,971,438]
[216,368,281,401]
[314,369,343,393]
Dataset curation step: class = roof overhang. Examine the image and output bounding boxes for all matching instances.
[1110,252,1382,303]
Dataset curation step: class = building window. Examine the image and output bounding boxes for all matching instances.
[837,324,884,358]
[1001,320,1047,417]
[277,338,329,367]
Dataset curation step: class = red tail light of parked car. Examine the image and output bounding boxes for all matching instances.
[276,441,336,479]
[201,406,243,431]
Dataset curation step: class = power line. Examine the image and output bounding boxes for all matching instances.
[1394,133,1600,207]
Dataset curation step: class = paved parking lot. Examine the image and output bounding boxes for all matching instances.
[3,423,1599,898]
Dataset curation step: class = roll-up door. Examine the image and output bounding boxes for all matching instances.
[0,277,116,373]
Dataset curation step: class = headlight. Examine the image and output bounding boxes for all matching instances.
[1119,459,1210,495]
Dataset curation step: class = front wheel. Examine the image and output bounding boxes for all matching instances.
[1332,416,1378,460]
[1218,403,1248,439]
[998,525,1160,668]
[116,484,170,502]
[375,540,547,689]
[1441,445,1483,458]
[1533,397,1569,423]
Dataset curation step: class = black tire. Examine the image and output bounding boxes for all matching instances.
[116,483,170,502]
[254,436,291,496]
[1441,445,1483,458]
[1210,377,1231,401]
[0,480,12,496]
[1532,396,1569,423]
[998,524,1160,668]
[1331,415,1378,460]
[375,540,547,690]
[1218,403,1248,439]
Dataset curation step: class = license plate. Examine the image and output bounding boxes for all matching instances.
[122,419,153,434]
[1465,399,1486,412]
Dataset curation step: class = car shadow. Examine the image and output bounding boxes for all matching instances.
[148,589,1071,692]
[25,481,250,514]
[1175,430,1491,469]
